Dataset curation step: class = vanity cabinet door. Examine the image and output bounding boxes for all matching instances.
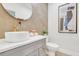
[38,47,46,56]
[26,49,38,56]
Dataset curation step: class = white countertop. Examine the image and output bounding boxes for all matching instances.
[0,35,46,53]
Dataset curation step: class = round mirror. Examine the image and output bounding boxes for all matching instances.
[2,3,32,20]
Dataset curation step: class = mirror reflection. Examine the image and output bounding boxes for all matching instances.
[2,3,32,20]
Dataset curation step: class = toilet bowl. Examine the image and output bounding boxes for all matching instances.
[46,42,59,56]
[46,36,59,56]
[47,42,59,51]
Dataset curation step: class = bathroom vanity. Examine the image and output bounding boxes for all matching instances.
[0,35,46,56]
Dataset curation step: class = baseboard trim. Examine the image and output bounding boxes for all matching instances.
[58,48,79,56]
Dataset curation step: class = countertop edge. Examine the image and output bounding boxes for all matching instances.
[0,35,46,53]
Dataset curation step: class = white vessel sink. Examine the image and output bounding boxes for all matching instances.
[5,32,30,43]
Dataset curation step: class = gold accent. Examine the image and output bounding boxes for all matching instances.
[12,25,17,32]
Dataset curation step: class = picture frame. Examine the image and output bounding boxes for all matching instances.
[58,3,77,33]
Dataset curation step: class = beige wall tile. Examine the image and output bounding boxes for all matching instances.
[0,3,48,38]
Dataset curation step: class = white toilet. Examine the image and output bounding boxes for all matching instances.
[46,36,59,56]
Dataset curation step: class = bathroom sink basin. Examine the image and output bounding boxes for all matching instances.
[5,32,30,43]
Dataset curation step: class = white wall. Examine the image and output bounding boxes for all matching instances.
[48,3,79,55]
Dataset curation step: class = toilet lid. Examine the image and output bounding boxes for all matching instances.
[47,42,59,48]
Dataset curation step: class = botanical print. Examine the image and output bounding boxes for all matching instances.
[58,3,77,33]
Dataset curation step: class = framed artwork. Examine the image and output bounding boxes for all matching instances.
[58,3,77,33]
